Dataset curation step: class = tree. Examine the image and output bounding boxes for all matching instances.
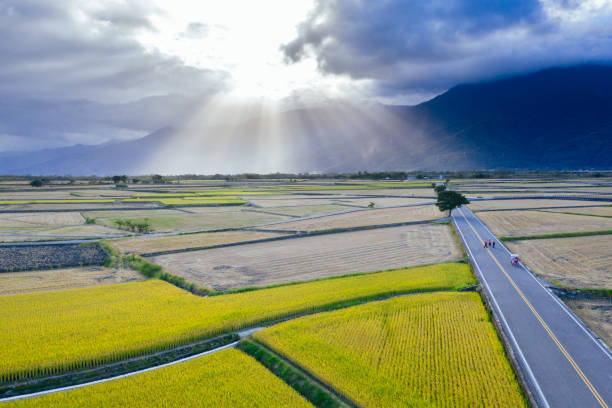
[151,174,164,184]
[436,190,469,217]
[30,179,43,187]
[112,175,122,184]
[433,184,446,194]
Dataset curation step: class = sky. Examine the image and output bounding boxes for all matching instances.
[0,0,611,152]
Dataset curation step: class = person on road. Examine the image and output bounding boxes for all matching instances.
[484,240,488,248]
[492,240,495,248]
[489,239,492,248]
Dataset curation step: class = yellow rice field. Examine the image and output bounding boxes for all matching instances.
[0,263,473,382]
[255,292,527,408]
[5,349,312,408]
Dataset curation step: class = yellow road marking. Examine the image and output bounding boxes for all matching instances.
[457,208,608,408]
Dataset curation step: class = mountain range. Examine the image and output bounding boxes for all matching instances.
[1,64,610,175]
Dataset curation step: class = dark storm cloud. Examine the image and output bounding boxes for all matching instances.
[0,1,228,150]
[282,0,612,100]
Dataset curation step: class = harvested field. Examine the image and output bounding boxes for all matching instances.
[5,349,313,408]
[564,298,612,347]
[254,292,526,407]
[87,208,290,233]
[331,197,434,207]
[260,205,445,232]
[468,199,606,211]
[0,225,125,242]
[247,197,346,208]
[506,235,612,289]
[477,210,612,237]
[252,204,354,217]
[544,206,612,217]
[0,266,142,295]
[151,224,461,291]
[115,230,285,254]
[0,202,162,212]
[0,244,107,272]
[0,212,84,228]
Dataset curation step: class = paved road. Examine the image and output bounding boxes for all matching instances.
[453,206,612,408]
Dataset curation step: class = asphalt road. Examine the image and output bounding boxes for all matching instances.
[453,206,612,408]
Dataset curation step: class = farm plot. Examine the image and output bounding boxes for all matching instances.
[0,212,84,228]
[260,205,445,232]
[330,197,434,208]
[0,224,125,242]
[115,230,285,254]
[0,266,142,295]
[5,349,312,408]
[468,199,605,211]
[254,292,526,408]
[247,196,347,208]
[253,204,355,217]
[544,206,612,217]
[0,244,107,272]
[0,264,473,382]
[151,224,461,291]
[87,207,290,233]
[0,202,162,212]
[564,298,612,347]
[505,235,612,289]
[476,210,612,238]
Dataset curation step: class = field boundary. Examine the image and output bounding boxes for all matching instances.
[0,334,239,400]
[238,339,353,408]
[500,230,612,241]
[139,218,445,257]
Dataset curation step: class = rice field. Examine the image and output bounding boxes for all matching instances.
[468,199,605,211]
[544,206,612,218]
[87,207,290,233]
[151,224,461,291]
[254,292,527,408]
[506,235,612,289]
[260,205,445,232]
[477,210,612,237]
[0,199,115,205]
[115,230,285,254]
[4,349,313,408]
[564,298,612,348]
[123,196,247,206]
[0,263,473,382]
[0,266,143,295]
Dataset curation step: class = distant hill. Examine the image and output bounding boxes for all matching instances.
[1,65,610,175]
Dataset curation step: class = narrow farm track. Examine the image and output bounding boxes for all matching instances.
[453,206,612,408]
[0,328,263,403]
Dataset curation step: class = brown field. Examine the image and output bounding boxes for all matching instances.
[87,207,290,233]
[0,266,143,295]
[260,205,445,232]
[150,223,461,291]
[0,212,84,227]
[468,199,606,211]
[331,197,434,207]
[544,206,612,217]
[115,230,286,254]
[0,202,162,211]
[0,188,132,200]
[477,210,612,237]
[564,298,612,347]
[0,225,126,242]
[247,197,348,208]
[249,204,354,217]
[506,235,612,289]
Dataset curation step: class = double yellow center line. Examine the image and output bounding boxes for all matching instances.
[457,208,608,408]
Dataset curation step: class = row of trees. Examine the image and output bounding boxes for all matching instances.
[113,218,153,233]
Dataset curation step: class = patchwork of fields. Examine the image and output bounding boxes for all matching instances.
[0,263,473,382]
[476,210,612,237]
[151,224,461,291]
[2,177,611,405]
[254,292,527,407]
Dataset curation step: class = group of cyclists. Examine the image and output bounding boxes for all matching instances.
[483,239,495,249]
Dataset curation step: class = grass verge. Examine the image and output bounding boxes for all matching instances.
[238,340,348,408]
[500,230,612,241]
